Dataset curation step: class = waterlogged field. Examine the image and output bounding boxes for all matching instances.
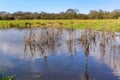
[0,20,120,31]
[0,28,120,80]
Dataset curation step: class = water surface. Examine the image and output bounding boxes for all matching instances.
[0,28,120,80]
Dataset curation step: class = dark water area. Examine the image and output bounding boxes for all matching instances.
[0,28,120,80]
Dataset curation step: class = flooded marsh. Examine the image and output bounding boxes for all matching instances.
[0,28,120,80]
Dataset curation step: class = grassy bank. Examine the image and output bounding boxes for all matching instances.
[0,20,120,31]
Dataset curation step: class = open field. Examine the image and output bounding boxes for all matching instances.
[0,20,120,31]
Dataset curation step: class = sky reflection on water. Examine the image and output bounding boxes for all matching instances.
[0,28,120,80]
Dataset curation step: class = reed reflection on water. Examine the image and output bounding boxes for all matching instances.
[23,28,120,79]
[0,28,120,80]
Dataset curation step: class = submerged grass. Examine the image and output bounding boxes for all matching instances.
[0,20,120,31]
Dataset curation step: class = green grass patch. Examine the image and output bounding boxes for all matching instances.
[0,76,14,80]
[0,20,120,31]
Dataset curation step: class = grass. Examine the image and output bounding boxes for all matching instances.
[0,19,120,31]
[0,76,13,80]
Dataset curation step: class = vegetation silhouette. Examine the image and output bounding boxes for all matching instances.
[0,9,120,20]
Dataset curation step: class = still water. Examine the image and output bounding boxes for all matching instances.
[0,28,120,80]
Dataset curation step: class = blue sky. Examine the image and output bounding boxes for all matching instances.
[0,0,120,13]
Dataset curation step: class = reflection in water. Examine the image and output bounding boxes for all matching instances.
[23,28,120,79]
[0,28,120,80]
[84,60,89,80]
[24,28,61,60]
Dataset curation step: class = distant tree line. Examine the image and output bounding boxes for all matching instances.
[0,9,120,20]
